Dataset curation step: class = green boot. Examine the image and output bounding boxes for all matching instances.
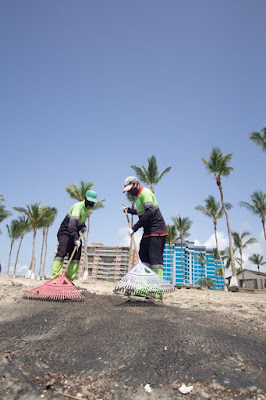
[50,260,63,279]
[154,288,163,300]
[66,263,79,282]
[154,268,163,277]
[154,269,163,299]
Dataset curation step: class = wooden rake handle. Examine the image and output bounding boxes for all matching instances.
[125,209,139,261]
[64,232,84,274]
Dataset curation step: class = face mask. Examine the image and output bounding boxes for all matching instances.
[85,199,95,208]
[129,187,139,197]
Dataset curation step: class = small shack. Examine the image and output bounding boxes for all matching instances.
[227,269,266,290]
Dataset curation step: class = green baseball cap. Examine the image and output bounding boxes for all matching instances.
[85,190,98,203]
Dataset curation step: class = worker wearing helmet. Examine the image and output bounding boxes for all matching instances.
[50,190,98,281]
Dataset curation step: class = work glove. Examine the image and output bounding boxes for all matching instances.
[74,240,81,249]
[122,204,128,213]
[128,228,134,236]
[80,226,87,233]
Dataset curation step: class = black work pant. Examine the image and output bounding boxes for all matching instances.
[55,234,82,263]
[139,235,166,269]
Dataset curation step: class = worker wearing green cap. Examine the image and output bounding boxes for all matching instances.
[50,190,98,281]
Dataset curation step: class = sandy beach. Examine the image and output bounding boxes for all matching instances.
[0,274,266,400]
[1,274,266,327]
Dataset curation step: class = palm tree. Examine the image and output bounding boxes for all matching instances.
[37,206,58,280]
[172,216,193,284]
[195,195,232,291]
[212,248,223,289]
[222,246,241,270]
[232,231,257,286]
[66,181,105,280]
[201,147,238,291]
[197,277,216,289]
[131,155,171,193]
[13,203,44,279]
[239,191,266,241]
[0,195,11,234]
[248,254,266,272]
[196,253,207,279]
[249,127,266,152]
[166,224,178,285]
[6,220,21,274]
[216,266,224,287]
[13,217,31,278]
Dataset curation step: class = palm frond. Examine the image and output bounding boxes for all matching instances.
[249,128,266,151]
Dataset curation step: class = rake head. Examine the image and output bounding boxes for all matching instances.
[114,260,175,297]
[23,274,84,302]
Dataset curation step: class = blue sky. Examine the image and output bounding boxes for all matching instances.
[1,0,266,276]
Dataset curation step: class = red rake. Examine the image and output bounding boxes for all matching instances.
[23,234,84,302]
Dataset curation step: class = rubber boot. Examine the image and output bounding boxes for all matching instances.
[154,268,163,277]
[50,260,63,279]
[154,268,163,299]
[66,263,79,282]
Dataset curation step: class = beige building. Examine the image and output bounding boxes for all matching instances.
[77,243,138,281]
[229,269,266,290]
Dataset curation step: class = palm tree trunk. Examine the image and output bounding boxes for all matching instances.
[25,260,32,278]
[262,217,266,241]
[215,261,220,289]
[42,228,48,279]
[13,236,24,278]
[7,240,14,275]
[37,228,45,280]
[218,183,238,290]
[30,229,37,279]
[239,248,245,287]
[213,223,228,291]
[181,239,185,284]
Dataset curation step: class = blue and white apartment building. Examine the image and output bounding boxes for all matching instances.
[163,241,224,289]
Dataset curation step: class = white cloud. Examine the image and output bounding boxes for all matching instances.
[203,231,229,250]
[199,229,266,273]
[16,264,29,276]
[0,263,29,276]
[193,239,202,246]
[118,226,142,250]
